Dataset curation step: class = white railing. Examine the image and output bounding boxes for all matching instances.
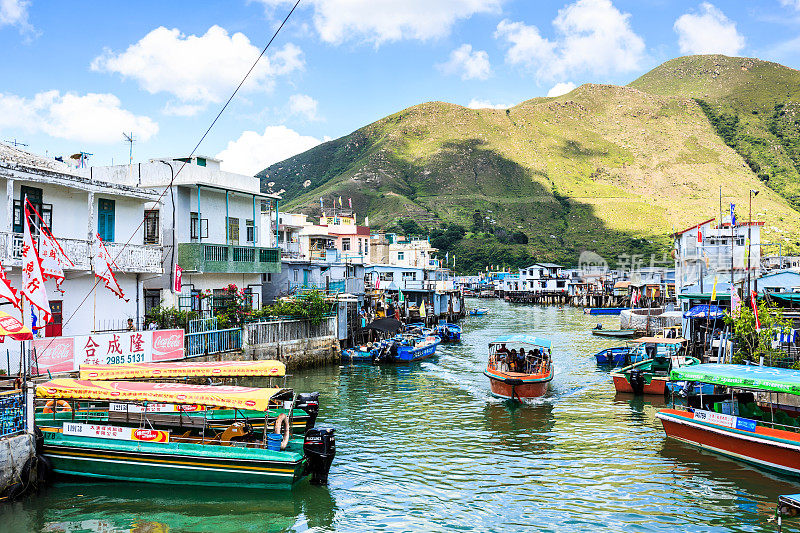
[244,316,337,346]
[0,231,161,273]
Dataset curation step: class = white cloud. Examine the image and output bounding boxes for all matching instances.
[256,0,503,45]
[216,126,322,175]
[439,44,491,80]
[467,98,511,109]
[0,0,32,32]
[0,90,158,144]
[547,81,576,97]
[91,25,304,114]
[495,0,646,79]
[779,0,800,9]
[674,3,745,56]
[288,94,319,121]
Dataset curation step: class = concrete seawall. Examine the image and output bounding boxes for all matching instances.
[191,336,339,371]
[0,433,36,501]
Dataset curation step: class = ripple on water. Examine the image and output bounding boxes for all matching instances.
[6,300,800,532]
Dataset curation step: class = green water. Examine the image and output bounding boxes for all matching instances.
[3,300,799,532]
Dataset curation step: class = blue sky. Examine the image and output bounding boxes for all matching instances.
[2,0,800,175]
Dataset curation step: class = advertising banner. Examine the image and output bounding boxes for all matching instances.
[63,422,170,443]
[32,329,185,375]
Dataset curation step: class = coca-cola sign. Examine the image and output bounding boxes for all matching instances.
[33,337,75,374]
[152,330,184,361]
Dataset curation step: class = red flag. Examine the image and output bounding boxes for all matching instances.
[173,264,183,293]
[697,225,703,244]
[348,197,352,209]
[750,290,761,332]
[21,205,52,323]
[0,260,21,312]
[92,234,127,300]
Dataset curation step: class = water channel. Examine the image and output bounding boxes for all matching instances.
[2,299,799,532]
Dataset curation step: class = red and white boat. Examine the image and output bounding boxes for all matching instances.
[484,335,553,401]
[657,363,800,478]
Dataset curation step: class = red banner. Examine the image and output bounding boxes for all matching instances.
[750,290,761,332]
[33,336,75,374]
[151,329,185,362]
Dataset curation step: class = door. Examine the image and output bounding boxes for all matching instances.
[97,199,115,242]
[45,300,63,337]
[303,269,309,287]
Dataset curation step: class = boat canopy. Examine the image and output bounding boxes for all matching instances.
[670,364,800,394]
[79,360,286,380]
[489,335,552,349]
[683,305,726,319]
[36,379,291,411]
[630,337,687,345]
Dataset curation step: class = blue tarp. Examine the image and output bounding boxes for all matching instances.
[683,304,726,319]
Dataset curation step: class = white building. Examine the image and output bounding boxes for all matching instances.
[673,217,762,294]
[501,263,569,294]
[0,143,162,366]
[275,209,370,264]
[82,156,281,313]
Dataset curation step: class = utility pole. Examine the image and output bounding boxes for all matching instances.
[747,190,759,298]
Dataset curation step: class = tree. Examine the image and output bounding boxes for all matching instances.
[725,300,792,365]
[472,210,484,232]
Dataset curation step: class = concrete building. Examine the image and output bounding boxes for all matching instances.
[81,156,281,314]
[673,216,763,294]
[275,209,370,264]
[0,142,162,366]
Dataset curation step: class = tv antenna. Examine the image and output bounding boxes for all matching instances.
[123,132,136,164]
[4,138,28,147]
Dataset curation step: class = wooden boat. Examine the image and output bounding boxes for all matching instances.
[435,323,462,342]
[484,335,554,401]
[610,338,698,395]
[776,493,800,531]
[36,379,336,488]
[394,334,441,363]
[591,328,637,338]
[593,346,630,366]
[657,364,800,480]
[469,308,489,316]
[38,361,320,434]
[584,307,630,315]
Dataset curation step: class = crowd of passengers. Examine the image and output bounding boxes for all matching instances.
[490,343,551,374]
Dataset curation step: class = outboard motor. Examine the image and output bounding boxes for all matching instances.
[295,392,320,433]
[629,370,645,395]
[304,426,336,485]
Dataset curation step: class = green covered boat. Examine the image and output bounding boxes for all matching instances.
[36,379,336,489]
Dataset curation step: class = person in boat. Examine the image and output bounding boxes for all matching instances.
[517,348,527,373]
[508,349,518,371]
[594,323,603,330]
[494,343,510,371]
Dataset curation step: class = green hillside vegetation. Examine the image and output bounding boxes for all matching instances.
[260,56,800,272]
[629,54,800,209]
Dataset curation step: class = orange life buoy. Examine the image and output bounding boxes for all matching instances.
[43,400,72,414]
[274,413,291,450]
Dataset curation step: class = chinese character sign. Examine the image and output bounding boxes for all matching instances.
[32,329,185,374]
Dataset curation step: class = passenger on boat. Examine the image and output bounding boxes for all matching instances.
[509,349,518,371]
[517,349,527,372]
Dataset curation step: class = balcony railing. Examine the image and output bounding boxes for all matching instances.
[0,231,162,273]
[179,243,281,274]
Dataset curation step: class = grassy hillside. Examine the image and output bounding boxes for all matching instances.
[260,58,800,271]
[630,54,800,210]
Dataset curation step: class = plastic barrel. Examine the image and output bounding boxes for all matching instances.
[267,433,283,451]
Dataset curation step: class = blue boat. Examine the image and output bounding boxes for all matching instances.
[593,346,630,365]
[435,323,462,342]
[469,308,489,316]
[404,323,434,336]
[584,307,630,315]
[342,343,382,363]
[394,334,442,363]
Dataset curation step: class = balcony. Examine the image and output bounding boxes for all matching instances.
[0,231,162,273]
[178,243,281,274]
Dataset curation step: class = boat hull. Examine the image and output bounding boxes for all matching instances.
[484,368,553,400]
[585,308,629,315]
[611,373,667,395]
[592,329,637,338]
[594,347,629,366]
[40,428,308,489]
[657,409,800,478]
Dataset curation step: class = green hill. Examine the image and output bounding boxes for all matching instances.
[629,54,800,209]
[259,56,800,271]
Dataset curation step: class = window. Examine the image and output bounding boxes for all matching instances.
[293,269,299,282]
[97,199,115,242]
[358,239,362,255]
[227,217,239,244]
[144,289,162,317]
[380,272,394,281]
[402,271,416,280]
[246,219,256,243]
[342,238,351,251]
[14,186,50,233]
[397,252,405,261]
[144,210,159,244]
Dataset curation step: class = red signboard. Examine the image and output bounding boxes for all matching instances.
[152,329,185,362]
[33,337,75,374]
